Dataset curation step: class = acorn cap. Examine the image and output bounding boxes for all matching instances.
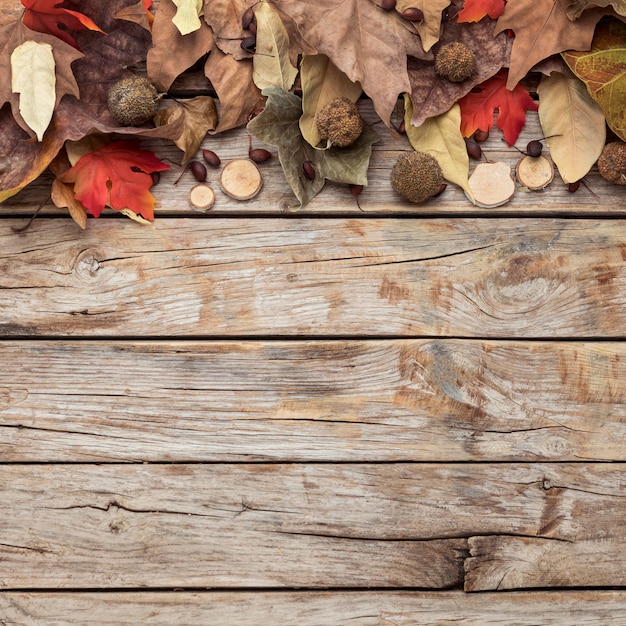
[316,98,363,148]
[390,151,444,204]
[107,76,160,127]
[435,42,476,83]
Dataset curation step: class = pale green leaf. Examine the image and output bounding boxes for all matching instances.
[10,40,56,142]
[404,95,473,200]
[253,0,298,91]
[537,72,606,183]
[171,0,203,36]
[299,54,362,148]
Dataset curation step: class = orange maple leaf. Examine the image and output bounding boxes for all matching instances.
[457,69,537,145]
[21,0,105,49]
[62,140,170,221]
[457,0,506,22]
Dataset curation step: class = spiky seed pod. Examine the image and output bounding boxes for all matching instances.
[390,151,444,204]
[597,142,626,185]
[435,42,476,83]
[316,98,364,148]
[107,76,160,126]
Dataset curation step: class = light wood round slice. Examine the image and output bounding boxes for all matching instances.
[516,155,554,190]
[466,161,516,208]
[189,184,215,211]
[220,159,263,200]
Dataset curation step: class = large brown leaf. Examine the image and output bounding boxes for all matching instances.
[271,0,430,126]
[147,0,214,92]
[495,0,606,89]
[408,4,511,127]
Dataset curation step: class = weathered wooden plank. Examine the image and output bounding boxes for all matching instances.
[2,340,625,463]
[6,105,624,216]
[1,463,626,589]
[2,590,626,625]
[2,217,626,337]
[465,536,626,591]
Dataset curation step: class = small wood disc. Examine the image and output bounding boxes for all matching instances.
[189,183,215,211]
[466,161,516,208]
[516,155,554,190]
[220,159,263,200]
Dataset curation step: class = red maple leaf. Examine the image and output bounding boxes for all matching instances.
[457,0,506,22]
[457,69,537,145]
[21,0,105,49]
[62,140,170,221]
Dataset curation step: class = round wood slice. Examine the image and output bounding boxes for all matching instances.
[220,159,263,200]
[466,161,516,208]
[516,155,554,190]
[189,184,215,211]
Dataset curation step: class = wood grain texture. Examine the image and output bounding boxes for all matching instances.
[2,590,626,625]
[2,340,625,463]
[5,103,625,216]
[2,217,626,337]
[1,463,626,589]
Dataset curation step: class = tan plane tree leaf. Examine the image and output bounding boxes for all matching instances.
[562,19,626,141]
[396,0,451,51]
[11,40,56,141]
[566,0,626,19]
[203,0,257,60]
[299,54,362,148]
[537,71,606,183]
[252,0,298,91]
[204,46,262,133]
[172,0,204,35]
[51,178,88,229]
[154,96,218,162]
[494,0,606,89]
[147,0,214,92]
[404,96,472,199]
[271,0,430,126]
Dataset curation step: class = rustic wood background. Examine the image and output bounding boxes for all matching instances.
[1,84,626,623]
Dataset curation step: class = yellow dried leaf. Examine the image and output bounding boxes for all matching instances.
[404,96,473,201]
[171,0,203,35]
[396,0,451,51]
[537,72,606,183]
[299,55,362,148]
[10,40,56,142]
[253,0,298,91]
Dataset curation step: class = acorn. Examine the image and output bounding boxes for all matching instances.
[107,76,160,126]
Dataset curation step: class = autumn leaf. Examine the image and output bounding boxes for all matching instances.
[61,140,170,220]
[204,46,262,133]
[457,68,538,145]
[537,71,606,182]
[115,0,155,31]
[171,0,203,36]
[147,0,214,92]
[566,0,626,19]
[404,96,473,199]
[11,40,56,141]
[271,0,429,126]
[457,0,505,22]
[248,87,378,208]
[494,0,607,89]
[407,2,511,127]
[51,178,88,229]
[204,0,258,60]
[299,54,362,148]
[562,19,626,141]
[396,0,451,51]
[21,0,104,49]
[154,96,218,163]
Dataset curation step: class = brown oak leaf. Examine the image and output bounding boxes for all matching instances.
[495,0,607,89]
[270,0,430,126]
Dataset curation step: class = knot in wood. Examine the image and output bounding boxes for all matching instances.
[74,250,101,277]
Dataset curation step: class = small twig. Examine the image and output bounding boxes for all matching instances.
[11,195,51,233]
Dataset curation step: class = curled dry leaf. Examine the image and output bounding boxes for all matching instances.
[154,96,218,163]
[299,54,362,148]
[537,71,606,183]
[51,178,88,229]
[171,0,204,36]
[566,0,626,19]
[396,0,451,51]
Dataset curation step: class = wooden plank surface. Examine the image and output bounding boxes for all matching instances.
[2,590,626,625]
[1,463,626,589]
[2,340,625,463]
[5,106,625,216]
[3,217,626,337]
